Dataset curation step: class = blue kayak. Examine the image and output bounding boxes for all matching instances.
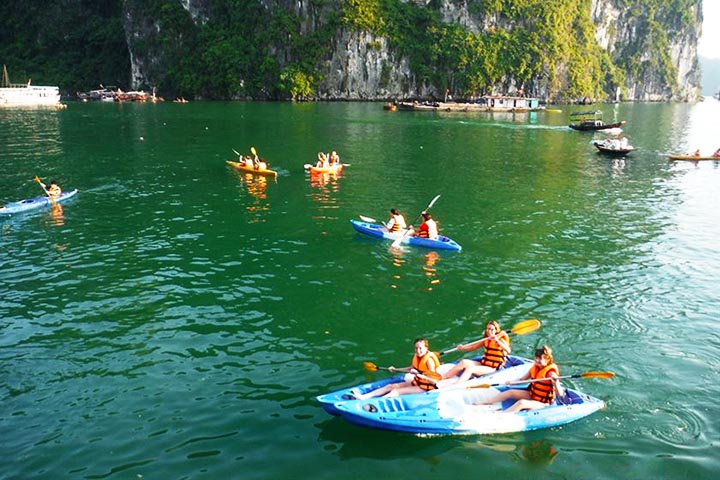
[317,355,532,416]
[0,190,78,216]
[350,219,462,251]
[331,384,605,435]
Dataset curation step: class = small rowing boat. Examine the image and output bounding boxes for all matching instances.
[226,160,278,178]
[569,111,625,131]
[593,140,634,156]
[667,154,720,161]
[1,189,78,216]
[330,383,605,435]
[350,219,462,251]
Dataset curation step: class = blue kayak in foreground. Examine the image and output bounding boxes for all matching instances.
[331,384,604,435]
[0,190,78,216]
[350,219,462,251]
[317,355,533,416]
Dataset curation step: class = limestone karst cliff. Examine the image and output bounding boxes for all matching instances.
[0,0,702,102]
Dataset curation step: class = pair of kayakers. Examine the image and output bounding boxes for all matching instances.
[238,152,269,170]
[353,321,564,413]
[386,209,439,240]
[315,150,341,168]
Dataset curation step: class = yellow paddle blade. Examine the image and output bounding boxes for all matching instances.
[251,146,257,156]
[362,361,379,372]
[509,319,541,335]
[581,371,615,379]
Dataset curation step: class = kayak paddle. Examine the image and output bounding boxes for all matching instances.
[439,318,541,356]
[471,371,616,389]
[362,361,442,383]
[391,194,441,248]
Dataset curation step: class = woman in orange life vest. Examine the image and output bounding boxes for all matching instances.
[386,208,407,233]
[416,212,439,239]
[353,338,440,400]
[441,320,511,383]
[475,345,564,413]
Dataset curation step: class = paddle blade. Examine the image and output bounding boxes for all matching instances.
[509,319,541,336]
[580,371,615,379]
[359,215,377,223]
[232,148,241,156]
[362,361,379,372]
[426,194,441,210]
[251,146,257,156]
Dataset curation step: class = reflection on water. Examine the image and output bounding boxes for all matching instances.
[230,171,271,222]
[48,204,65,227]
[308,170,343,221]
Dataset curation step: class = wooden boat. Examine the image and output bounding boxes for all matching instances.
[593,141,635,156]
[317,356,533,416]
[330,383,604,435]
[226,160,278,178]
[1,190,78,216]
[569,110,625,131]
[350,219,462,251]
[668,154,720,161]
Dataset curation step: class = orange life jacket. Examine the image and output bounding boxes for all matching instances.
[480,332,510,369]
[411,351,440,391]
[389,214,405,232]
[529,362,559,403]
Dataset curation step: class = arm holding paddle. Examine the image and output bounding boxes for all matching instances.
[442,320,517,382]
[353,338,441,400]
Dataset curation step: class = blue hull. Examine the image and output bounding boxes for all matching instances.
[1,190,78,216]
[317,356,532,416]
[332,386,604,435]
[350,219,462,251]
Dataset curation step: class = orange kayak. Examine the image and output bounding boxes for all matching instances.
[227,160,278,177]
[306,163,343,174]
[668,154,720,161]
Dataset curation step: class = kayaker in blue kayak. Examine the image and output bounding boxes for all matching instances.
[475,345,564,412]
[352,338,440,400]
[416,212,439,240]
[386,209,407,232]
[441,320,512,383]
[38,179,62,198]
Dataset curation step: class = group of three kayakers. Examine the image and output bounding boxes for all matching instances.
[349,320,564,414]
[386,208,439,240]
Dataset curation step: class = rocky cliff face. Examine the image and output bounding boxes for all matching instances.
[123,0,702,102]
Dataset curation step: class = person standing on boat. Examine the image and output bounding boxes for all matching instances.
[475,345,564,413]
[352,338,440,400]
[386,208,407,233]
[416,212,439,240]
[441,321,511,383]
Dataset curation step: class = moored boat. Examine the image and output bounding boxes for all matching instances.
[668,154,720,161]
[569,110,625,131]
[1,190,78,216]
[331,383,605,435]
[226,160,278,178]
[350,219,462,251]
[0,65,61,107]
[317,355,532,416]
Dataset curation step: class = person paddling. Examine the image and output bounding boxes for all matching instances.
[474,345,564,412]
[386,208,407,233]
[416,212,439,240]
[351,338,440,400]
[39,179,62,198]
[442,321,511,383]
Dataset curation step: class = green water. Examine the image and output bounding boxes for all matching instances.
[1,100,719,479]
